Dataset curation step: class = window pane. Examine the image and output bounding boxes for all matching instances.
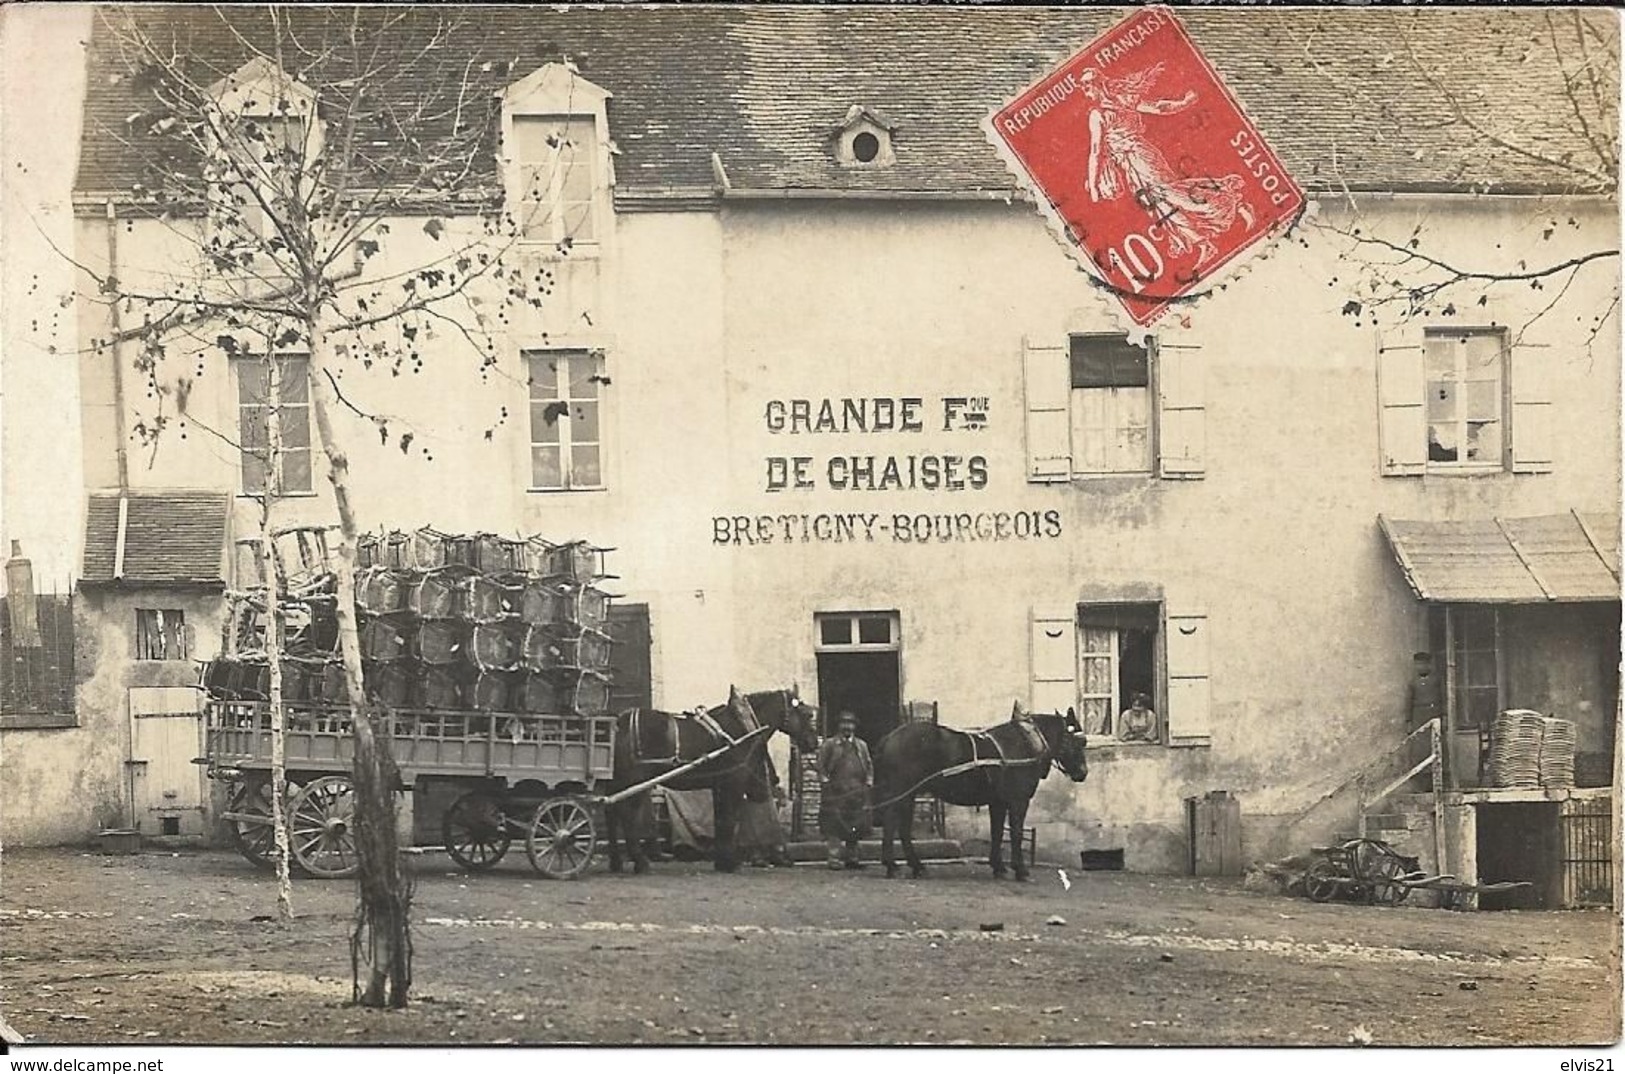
[531,445,562,489]
[1465,688,1500,729]
[1465,420,1501,463]
[241,451,268,494]
[820,617,851,646]
[570,443,601,486]
[1079,626,1114,654]
[1465,379,1499,420]
[1070,335,1148,389]
[1080,652,1114,694]
[1457,608,1496,640]
[275,359,309,403]
[528,356,560,399]
[1464,332,1504,372]
[518,162,550,201]
[237,362,270,402]
[570,400,600,442]
[1423,335,1455,377]
[857,616,890,644]
[513,118,567,162]
[566,357,599,399]
[531,402,563,443]
[240,407,269,449]
[1427,380,1458,421]
[521,202,556,241]
[282,448,313,493]
[559,157,594,204]
[1078,697,1111,737]
[561,200,595,243]
[1428,423,1458,462]
[280,405,311,448]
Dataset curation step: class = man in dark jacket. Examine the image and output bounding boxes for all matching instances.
[817,711,873,870]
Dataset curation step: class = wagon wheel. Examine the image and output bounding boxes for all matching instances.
[1367,853,1411,906]
[443,791,512,872]
[1303,859,1341,903]
[525,796,598,880]
[225,776,279,868]
[288,774,359,879]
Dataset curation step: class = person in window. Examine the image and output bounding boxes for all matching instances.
[1118,692,1159,743]
[817,711,873,870]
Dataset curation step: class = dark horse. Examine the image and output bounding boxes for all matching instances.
[603,686,819,874]
[875,703,1088,880]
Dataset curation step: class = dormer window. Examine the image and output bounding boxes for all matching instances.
[514,117,598,247]
[502,64,613,255]
[833,105,897,168]
[206,58,321,245]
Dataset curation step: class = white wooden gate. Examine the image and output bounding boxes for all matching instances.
[128,686,206,837]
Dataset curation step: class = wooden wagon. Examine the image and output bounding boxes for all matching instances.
[205,699,770,880]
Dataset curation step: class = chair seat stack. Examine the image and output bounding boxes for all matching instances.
[1485,709,1545,789]
[201,526,617,720]
[1538,717,1577,790]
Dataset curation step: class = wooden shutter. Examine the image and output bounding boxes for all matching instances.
[1510,343,1553,474]
[1377,338,1426,476]
[1165,609,1211,747]
[1030,605,1077,714]
[1156,341,1205,478]
[1023,337,1071,482]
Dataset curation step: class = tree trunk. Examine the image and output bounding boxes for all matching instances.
[307,323,412,1008]
[261,356,294,923]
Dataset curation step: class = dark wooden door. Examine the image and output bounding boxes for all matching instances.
[606,603,652,712]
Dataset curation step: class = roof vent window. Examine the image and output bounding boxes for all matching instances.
[832,106,897,168]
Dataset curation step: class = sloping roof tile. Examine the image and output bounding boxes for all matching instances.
[81,490,230,586]
[1380,512,1622,604]
[76,7,1616,201]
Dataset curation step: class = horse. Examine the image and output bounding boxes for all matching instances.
[874,702,1088,881]
[603,686,820,874]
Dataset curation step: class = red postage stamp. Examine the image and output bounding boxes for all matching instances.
[987,6,1305,326]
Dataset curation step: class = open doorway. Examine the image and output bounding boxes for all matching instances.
[1476,802,1560,909]
[814,611,901,748]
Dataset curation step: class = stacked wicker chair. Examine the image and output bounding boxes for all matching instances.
[202,526,616,724]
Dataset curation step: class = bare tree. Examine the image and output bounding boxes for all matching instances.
[1293,10,1619,341]
[70,5,576,1007]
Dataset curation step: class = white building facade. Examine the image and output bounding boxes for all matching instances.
[3,8,1617,895]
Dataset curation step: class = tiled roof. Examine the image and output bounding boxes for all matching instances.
[82,490,230,586]
[1379,512,1622,604]
[77,6,1615,201]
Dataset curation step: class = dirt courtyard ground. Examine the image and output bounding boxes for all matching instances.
[0,846,1619,1047]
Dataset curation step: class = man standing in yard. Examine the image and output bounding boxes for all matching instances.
[818,711,873,870]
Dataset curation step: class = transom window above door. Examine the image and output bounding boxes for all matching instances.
[816,612,899,650]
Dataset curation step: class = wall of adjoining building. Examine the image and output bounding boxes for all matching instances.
[1,586,222,846]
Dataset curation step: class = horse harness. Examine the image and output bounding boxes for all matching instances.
[626,704,761,768]
[871,717,1056,811]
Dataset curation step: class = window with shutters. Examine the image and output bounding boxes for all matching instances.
[1023,334,1204,483]
[1029,602,1209,748]
[1425,329,1506,470]
[1076,604,1159,742]
[1070,335,1152,474]
[1379,325,1549,477]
